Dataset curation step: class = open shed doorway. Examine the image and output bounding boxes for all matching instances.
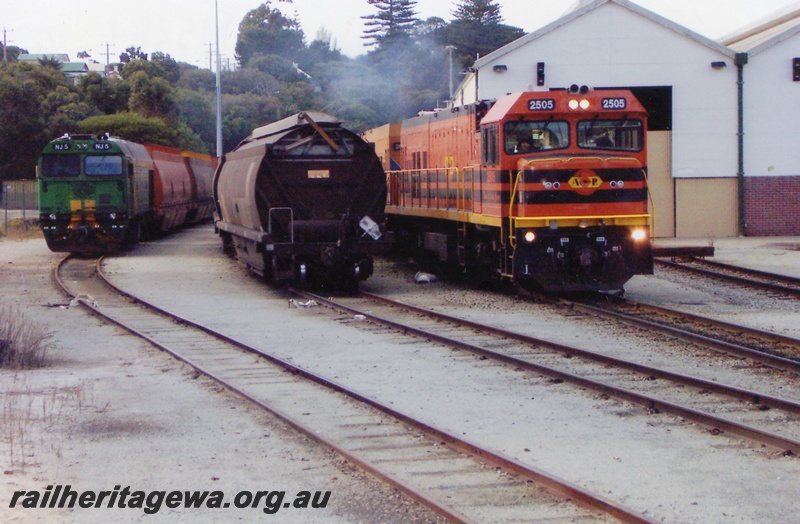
[598,86,674,238]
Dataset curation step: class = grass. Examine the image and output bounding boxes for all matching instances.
[0,306,52,370]
[1,375,87,473]
[0,218,42,241]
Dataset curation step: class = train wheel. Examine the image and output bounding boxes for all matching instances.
[221,233,235,256]
[123,220,142,248]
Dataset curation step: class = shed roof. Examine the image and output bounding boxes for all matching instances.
[720,1,800,55]
[474,0,736,69]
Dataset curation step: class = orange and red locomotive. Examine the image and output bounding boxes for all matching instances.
[386,87,653,292]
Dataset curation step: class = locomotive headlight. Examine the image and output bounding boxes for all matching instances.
[631,228,648,242]
[579,99,590,109]
[49,213,57,221]
[109,212,117,220]
[524,231,536,243]
[544,182,553,189]
[568,99,579,110]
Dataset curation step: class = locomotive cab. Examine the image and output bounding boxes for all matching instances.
[481,89,653,292]
[38,135,137,253]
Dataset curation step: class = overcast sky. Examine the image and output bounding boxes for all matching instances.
[3,0,798,68]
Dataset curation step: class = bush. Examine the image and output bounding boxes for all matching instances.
[0,219,41,241]
[0,306,52,369]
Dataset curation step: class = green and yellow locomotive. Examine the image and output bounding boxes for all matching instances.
[38,134,216,253]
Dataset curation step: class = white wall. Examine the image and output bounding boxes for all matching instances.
[744,35,800,177]
[474,3,740,179]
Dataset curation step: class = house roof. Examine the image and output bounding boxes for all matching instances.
[474,0,736,69]
[719,1,800,55]
[17,53,70,63]
[61,62,89,73]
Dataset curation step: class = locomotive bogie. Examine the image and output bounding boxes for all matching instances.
[511,223,653,293]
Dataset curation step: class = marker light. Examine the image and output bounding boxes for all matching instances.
[631,229,648,241]
[524,231,536,242]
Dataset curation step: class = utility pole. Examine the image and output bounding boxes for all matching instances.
[103,42,114,65]
[446,45,457,100]
[209,43,213,71]
[3,28,11,62]
[215,0,223,157]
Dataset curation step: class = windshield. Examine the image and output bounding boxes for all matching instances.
[577,119,644,152]
[85,155,124,176]
[41,155,81,178]
[504,121,569,154]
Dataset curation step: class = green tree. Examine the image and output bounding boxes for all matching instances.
[1,45,27,62]
[151,51,180,84]
[235,2,305,67]
[128,71,176,118]
[221,93,280,151]
[361,0,419,48]
[77,112,207,153]
[0,62,67,179]
[174,88,216,146]
[119,46,148,63]
[178,67,216,92]
[120,58,169,81]
[436,0,524,69]
[78,72,129,114]
[452,0,502,25]
[37,55,63,73]
[42,86,97,136]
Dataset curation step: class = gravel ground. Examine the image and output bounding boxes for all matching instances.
[0,234,444,523]
[4,226,800,522]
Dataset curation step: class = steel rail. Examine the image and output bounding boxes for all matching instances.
[296,290,800,455]
[566,296,800,373]
[361,292,800,414]
[55,255,657,524]
[656,258,800,297]
[54,255,473,524]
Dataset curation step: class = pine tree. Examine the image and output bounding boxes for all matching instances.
[437,0,524,69]
[361,0,419,48]
[452,0,503,25]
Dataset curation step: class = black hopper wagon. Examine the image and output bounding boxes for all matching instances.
[213,111,390,289]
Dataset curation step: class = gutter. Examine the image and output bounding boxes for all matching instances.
[736,52,748,236]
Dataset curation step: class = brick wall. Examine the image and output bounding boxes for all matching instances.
[743,176,800,236]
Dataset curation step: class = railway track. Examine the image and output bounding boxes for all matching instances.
[656,257,800,297]
[55,254,652,524]
[565,294,800,371]
[300,289,800,457]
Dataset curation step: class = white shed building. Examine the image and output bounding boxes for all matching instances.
[454,0,798,238]
[722,3,800,236]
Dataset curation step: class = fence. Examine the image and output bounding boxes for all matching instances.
[1,181,37,226]
[2,180,37,210]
